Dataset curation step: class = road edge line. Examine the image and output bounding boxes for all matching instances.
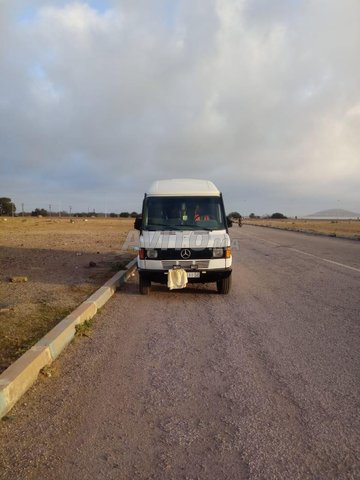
[244,223,360,241]
[0,257,137,420]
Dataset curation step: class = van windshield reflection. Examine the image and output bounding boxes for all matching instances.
[143,196,225,231]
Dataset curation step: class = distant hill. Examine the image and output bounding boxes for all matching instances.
[307,208,360,218]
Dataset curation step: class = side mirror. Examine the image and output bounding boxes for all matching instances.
[134,216,142,231]
[226,216,232,228]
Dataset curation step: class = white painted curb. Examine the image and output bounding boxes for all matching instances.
[0,258,137,419]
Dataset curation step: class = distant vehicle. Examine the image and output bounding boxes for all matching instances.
[134,179,232,294]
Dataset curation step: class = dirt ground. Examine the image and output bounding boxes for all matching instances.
[243,218,360,238]
[0,217,135,373]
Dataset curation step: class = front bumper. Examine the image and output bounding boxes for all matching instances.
[138,267,232,284]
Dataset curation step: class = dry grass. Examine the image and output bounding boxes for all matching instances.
[0,216,135,249]
[0,217,135,372]
[243,219,360,239]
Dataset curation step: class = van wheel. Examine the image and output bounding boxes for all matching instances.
[139,275,151,295]
[217,274,232,294]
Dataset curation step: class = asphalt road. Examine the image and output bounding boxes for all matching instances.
[0,225,359,480]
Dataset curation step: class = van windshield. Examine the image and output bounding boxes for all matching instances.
[143,196,226,231]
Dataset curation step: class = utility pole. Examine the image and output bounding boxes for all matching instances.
[21,203,24,216]
[49,204,52,217]
[69,205,72,217]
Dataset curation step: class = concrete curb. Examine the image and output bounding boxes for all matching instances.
[0,257,137,420]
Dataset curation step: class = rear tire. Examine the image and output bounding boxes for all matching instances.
[217,274,232,294]
[139,275,151,295]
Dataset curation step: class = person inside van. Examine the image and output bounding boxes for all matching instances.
[165,205,181,225]
[194,205,210,222]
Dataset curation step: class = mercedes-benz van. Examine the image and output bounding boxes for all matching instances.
[134,179,232,294]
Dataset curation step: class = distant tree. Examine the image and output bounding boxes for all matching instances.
[31,208,48,217]
[249,213,256,219]
[109,212,118,218]
[228,211,242,219]
[130,211,138,218]
[271,212,287,219]
[0,197,16,216]
[119,212,130,218]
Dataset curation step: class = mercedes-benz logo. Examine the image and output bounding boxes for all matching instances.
[180,249,191,259]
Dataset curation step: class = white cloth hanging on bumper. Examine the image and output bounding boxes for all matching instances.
[167,269,188,290]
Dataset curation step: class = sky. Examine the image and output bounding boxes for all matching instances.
[1,0,359,216]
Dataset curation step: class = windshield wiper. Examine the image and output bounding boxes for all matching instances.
[144,223,182,231]
[172,224,214,231]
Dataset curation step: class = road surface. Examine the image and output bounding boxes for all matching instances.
[0,225,359,479]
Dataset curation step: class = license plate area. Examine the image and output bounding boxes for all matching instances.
[187,272,200,278]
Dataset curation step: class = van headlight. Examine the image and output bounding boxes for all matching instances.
[212,247,224,258]
[146,249,158,259]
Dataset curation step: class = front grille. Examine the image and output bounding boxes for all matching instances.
[161,260,210,269]
[154,248,214,260]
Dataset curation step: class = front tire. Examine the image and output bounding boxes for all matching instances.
[139,275,151,295]
[217,274,232,294]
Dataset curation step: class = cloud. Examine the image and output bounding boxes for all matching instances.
[1,0,359,215]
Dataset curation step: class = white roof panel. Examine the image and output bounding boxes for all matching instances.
[147,179,220,196]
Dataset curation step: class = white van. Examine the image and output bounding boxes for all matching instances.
[134,179,232,294]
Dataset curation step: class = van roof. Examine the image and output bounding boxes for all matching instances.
[147,179,220,196]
